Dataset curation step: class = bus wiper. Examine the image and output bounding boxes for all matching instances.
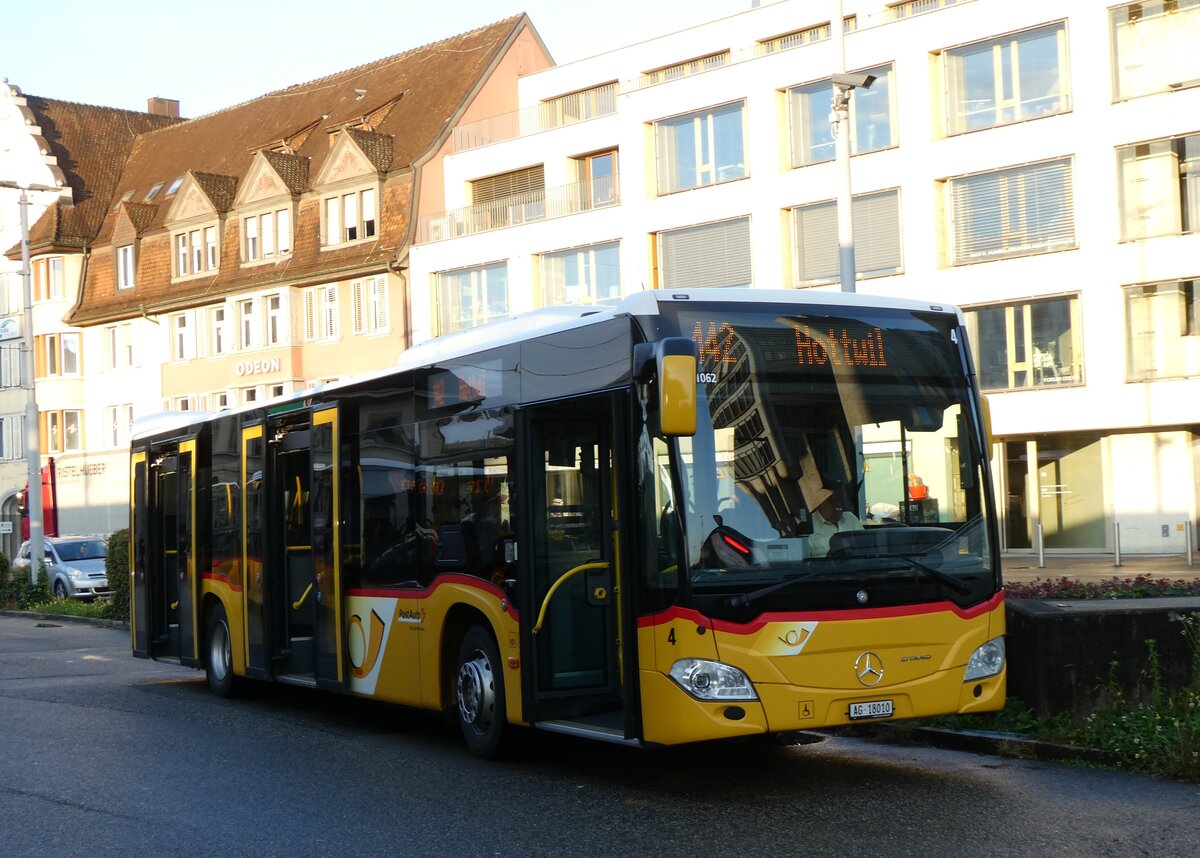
[726,569,823,608]
[876,554,973,595]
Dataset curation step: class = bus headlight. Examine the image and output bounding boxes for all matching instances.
[964,637,1005,681]
[669,658,758,701]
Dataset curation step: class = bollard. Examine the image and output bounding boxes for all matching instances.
[1113,521,1122,567]
[1036,522,1045,569]
[1188,522,1194,568]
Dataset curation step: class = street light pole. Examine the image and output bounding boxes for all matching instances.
[831,0,855,294]
[2,180,57,584]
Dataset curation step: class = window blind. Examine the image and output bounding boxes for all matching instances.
[660,217,752,290]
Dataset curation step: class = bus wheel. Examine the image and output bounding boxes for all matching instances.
[205,603,239,698]
[455,625,507,758]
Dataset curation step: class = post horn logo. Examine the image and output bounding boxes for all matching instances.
[854,651,884,687]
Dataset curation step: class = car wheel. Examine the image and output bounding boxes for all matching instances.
[205,603,240,698]
[455,625,509,759]
[53,579,68,600]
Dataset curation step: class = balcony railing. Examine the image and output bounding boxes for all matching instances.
[453,84,617,151]
[418,175,618,243]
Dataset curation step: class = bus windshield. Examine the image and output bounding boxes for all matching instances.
[659,304,996,615]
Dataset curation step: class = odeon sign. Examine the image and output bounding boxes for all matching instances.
[235,357,281,376]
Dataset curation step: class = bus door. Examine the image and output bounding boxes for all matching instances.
[521,395,627,734]
[143,440,199,665]
[264,409,344,689]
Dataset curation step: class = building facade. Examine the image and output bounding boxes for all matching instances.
[407,0,1200,554]
[3,16,551,541]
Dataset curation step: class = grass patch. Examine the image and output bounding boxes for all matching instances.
[25,598,116,620]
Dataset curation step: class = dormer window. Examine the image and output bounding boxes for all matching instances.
[243,208,292,262]
[323,188,376,246]
[174,226,219,278]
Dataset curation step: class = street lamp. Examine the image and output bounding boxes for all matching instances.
[0,179,61,583]
[829,0,874,294]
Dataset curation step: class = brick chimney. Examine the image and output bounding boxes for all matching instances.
[147,97,180,118]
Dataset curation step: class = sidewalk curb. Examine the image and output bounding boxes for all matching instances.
[0,609,129,631]
[888,725,1119,766]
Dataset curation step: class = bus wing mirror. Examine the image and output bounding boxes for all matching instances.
[636,338,698,437]
[979,394,993,450]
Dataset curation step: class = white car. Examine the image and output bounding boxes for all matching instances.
[14,536,110,600]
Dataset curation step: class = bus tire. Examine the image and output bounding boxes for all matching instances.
[455,625,508,759]
[205,603,239,698]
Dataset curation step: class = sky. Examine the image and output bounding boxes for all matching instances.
[4,0,752,117]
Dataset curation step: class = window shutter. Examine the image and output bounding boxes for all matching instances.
[853,190,901,275]
[795,202,839,283]
[471,166,545,204]
[323,285,338,338]
[304,289,317,341]
[951,159,1075,264]
[372,276,389,331]
[351,281,365,335]
[660,217,752,290]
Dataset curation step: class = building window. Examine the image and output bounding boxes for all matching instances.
[541,241,621,306]
[32,257,65,301]
[103,323,135,370]
[655,101,746,194]
[965,295,1081,390]
[758,17,856,54]
[269,383,286,399]
[573,150,618,210]
[165,176,184,196]
[0,346,21,387]
[174,228,218,277]
[211,307,229,355]
[437,263,509,335]
[658,217,751,290]
[947,158,1075,265]
[1117,134,1200,241]
[105,404,133,448]
[239,299,260,348]
[943,22,1070,135]
[538,82,617,129]
[0,414,24,460]
[242,387,260,404]
[323,189,376,245]
[37,333,81,377]
[641,51,730,86]
[789,64,896,166]
[266,294,285,345]
[171,313,195,360]
[117,244,135,289]
[244,208,292,261]
[42,409,82,453]
[1124,279,1200,380]
[793,189,902,285]
[352,276,389,336]
[303,285,339,341]
[1111,1,1200,101]
[213,391,230,410]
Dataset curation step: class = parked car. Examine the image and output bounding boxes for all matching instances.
[14,536,110,600]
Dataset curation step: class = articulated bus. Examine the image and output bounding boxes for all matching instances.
[130,288,1005,757]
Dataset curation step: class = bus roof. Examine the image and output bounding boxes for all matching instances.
[134,288,964,438]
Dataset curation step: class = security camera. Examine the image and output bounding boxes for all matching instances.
[832,72,876,89]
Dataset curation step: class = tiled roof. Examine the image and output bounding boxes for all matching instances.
[71,14,531,324]
[346,128,394,173]
[261,151,309,195]
[16,95,182,251]
[122,202,160,233]
[191,172,238,212]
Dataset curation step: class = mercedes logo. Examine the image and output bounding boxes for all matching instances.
[854,651,884,687]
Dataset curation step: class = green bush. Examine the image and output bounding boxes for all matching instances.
[106,528,130,622]
[0,559,52,610]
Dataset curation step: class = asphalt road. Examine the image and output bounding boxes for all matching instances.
[2,615,1198,857]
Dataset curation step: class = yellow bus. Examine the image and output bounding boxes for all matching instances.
[130,288,1005,757]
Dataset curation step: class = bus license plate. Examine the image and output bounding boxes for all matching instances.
[849,699,893,720]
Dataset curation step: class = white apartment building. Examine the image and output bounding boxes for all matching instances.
[408,0,1200,554]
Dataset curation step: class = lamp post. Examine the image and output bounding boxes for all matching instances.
[1,179,59,583]
[829,0,874,294]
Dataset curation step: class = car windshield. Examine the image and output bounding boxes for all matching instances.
[55,541,107,562]
[652,304,997,616]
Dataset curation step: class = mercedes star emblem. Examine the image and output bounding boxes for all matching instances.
[855,651,884,687]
